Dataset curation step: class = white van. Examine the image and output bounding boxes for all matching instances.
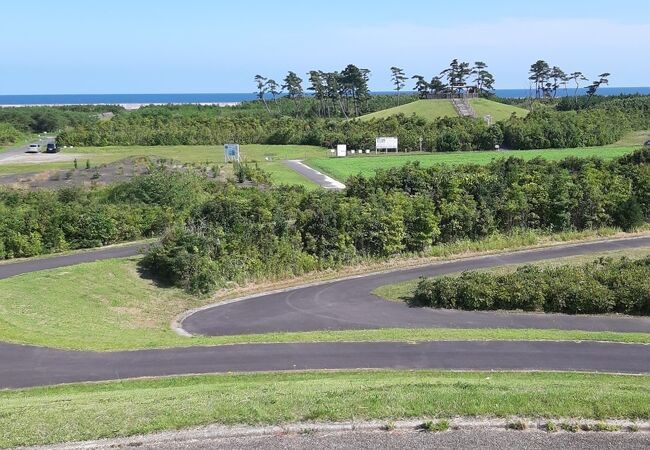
[26,144,41,153]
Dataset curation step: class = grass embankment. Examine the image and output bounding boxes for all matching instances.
[1,229,649,351]
[1,370,649,448]
[359,99,458,121]
[470,98,529,121]
[0,144,327,187]
[374,246,650,302]
[358,99,528,122]
[307,146,638,182]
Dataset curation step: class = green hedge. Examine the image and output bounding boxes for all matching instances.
[413,257,650,315]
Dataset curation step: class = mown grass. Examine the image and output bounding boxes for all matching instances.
[374,247,650,302]
[359,99,458,121]
[358,99,528,122]
[470,98,529,121]
[1,229,649,351]
[0,144,327,187]
[1,370,649,448]
[306,146,638,182]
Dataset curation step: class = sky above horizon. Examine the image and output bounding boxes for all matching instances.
[2,0,649,94]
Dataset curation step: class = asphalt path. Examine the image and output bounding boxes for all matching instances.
[0,137,54,161]
[182,236,650,336]
[282,160,346,189]
[2,340,650,389]
[0,242,147,280]
[1,236,650,389]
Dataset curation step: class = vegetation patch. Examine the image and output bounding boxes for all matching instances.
[411,256,650,315]
[1,370,648,448]
[418,419,450,432]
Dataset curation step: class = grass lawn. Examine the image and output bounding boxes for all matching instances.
[0,144,328,187]
[470,98,528,121]
[1,231,650,351]
[358,99,528,122]
[359,99,458,121]
[374,247,650,302]
[1,370,649,448]
[306,146,638,182]
[611,130,650,147]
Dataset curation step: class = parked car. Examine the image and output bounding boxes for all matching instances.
[26,143,41,153]
[46,143,59,153]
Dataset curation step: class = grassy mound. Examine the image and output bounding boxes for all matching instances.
[359,99,528,122]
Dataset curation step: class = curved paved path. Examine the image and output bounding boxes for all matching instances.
[2,340,650,389]
[182,236,650,336]
[0,242,147,280]
[1,236,650,389]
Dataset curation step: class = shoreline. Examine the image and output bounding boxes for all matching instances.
[0,102,241,110]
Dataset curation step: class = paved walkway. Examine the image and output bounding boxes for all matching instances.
[282,160,345,189]
[182,236,650,336]
[2,340,649,389]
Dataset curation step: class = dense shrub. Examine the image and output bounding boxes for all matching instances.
[143,150,650,294]
[0,123,22,146]
[0,107,106,133]
[412,257,650,315]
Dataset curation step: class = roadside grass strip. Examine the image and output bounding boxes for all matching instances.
[1,370,649,448]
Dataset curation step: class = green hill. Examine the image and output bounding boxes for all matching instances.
[359,99,528,122]
[470,99,529,121]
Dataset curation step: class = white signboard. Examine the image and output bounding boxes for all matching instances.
[376,137,398,150]
[224,144,240,162]
[336,144,347,157]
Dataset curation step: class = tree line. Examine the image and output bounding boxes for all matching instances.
[528,60,610,106]
[57,96,650,151]
[252,60,497,117]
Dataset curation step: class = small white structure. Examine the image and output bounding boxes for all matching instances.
[336,144,347,157]
[376,137,399,154]
[224,144,241,163]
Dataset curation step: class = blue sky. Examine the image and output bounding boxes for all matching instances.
[2,0,649,94]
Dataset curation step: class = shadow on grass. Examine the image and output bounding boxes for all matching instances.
[136,259,176,289]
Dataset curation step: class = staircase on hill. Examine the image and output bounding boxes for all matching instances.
[451,98,477,118]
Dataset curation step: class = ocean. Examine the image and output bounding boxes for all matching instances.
[1,87,649,106]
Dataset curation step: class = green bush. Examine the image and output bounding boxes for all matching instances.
[413,257,650,316]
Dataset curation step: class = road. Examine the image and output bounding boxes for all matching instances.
[33,427,650,450]
[0,242,147,280]
[2,340,650,389]
[282,160,346,189]
[0,136,54,162]
[181,236,650,336]
[0,236,649,389]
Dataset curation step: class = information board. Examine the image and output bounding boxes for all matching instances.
[224,144,240,162]
[376,137,398,151]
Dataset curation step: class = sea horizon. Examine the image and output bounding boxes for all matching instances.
[1,86,649,106]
